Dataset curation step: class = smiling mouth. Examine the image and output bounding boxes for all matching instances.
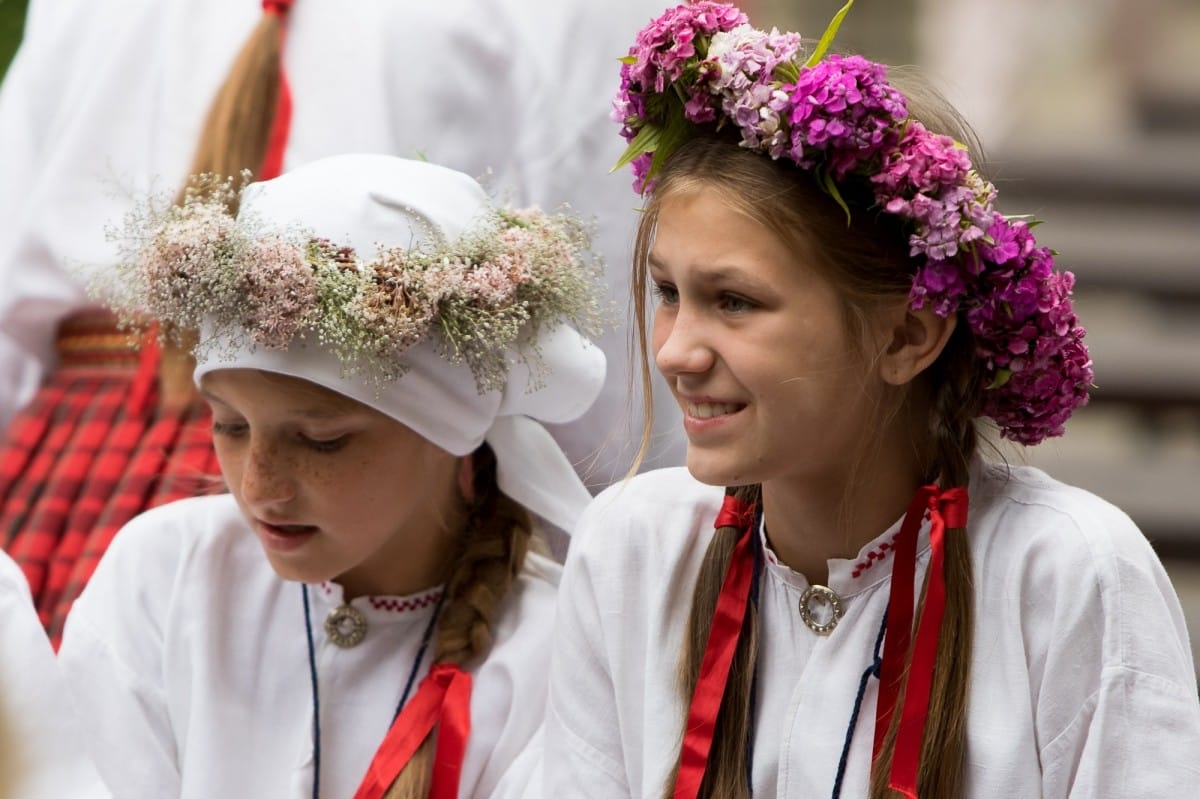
[685,401,745,419]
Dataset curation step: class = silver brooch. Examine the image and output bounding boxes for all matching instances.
[324,604,368,648]
[799,584,844,635]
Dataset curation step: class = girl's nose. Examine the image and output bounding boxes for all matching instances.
[654,307,715,378]
[239,437,295,508]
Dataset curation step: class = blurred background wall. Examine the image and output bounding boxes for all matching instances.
[2,0,1197,666]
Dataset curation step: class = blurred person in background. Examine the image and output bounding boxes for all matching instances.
[0,545,107,798]
[0,0,681,645]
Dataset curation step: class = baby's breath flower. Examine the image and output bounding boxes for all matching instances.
[96,175,606,395]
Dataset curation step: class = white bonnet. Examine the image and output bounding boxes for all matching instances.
[192,154,606,532]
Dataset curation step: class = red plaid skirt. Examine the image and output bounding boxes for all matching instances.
[0,311,223,646]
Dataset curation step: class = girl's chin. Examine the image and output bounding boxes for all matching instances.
[684,451,760,489]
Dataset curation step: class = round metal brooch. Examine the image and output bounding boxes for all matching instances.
[324,604,368,648]
[799,584,844,635]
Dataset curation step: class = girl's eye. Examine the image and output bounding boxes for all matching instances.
[211,420,248,438]
[720,293,755,313]
[301,434,350,454]
[652,282,679,305]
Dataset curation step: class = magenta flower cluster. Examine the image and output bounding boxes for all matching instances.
[613,2,1093,445]
[613,1,748,189]
[786,55,908,180]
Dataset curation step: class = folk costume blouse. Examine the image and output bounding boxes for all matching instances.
[0,550,107,798]
[58,494,557,799]
[544,462,1200,797]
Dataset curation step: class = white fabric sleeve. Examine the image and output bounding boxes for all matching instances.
[57,514,183,799]
[1026,503,1200,796]
[0,1,88,424]
[0,550,109,798]
[543,501,633,797]
[488,727,544,799]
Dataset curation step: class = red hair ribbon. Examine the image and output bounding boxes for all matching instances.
[258,0,294,179]
[872,485,968,799]
[674,495,758,799]
[714,494,756,531]
[352,663,473,799]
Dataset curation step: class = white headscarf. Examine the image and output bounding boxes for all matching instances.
[192,154,606,533]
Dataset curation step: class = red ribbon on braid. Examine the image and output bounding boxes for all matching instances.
[258,0,294,179]
[674,494,757,799]
[872,484,968,799]
[352,663,472,799]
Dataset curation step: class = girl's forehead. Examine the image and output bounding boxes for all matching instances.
[201,369,365,415]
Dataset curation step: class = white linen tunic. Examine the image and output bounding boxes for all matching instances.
[544,463,1200,797]
[0,549,108,798]
[58,493,557,799]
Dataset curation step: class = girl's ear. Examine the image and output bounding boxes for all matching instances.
[878,303,958,386]
[457,454,475,503]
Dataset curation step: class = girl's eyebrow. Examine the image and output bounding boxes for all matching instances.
[198,388,228,407]
[651,255,775,295]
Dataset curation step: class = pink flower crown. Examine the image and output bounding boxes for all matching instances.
[97,177,604,394]
[613,0,1093,445]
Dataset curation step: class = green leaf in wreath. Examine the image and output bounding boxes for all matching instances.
[611,124,663,173]
[820,170,852,225]
[987,368,1013,390]
[805,0,856,69]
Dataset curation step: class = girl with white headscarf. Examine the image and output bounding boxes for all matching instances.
[59,153,605,799]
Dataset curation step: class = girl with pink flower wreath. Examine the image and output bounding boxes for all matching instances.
[543,3,1200,798]
[59,153,607,799]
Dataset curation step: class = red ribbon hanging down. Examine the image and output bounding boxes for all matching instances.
[674,494,758,799]
[259,0,295,180]
[871,485,968,799]
[352,663,473,799]
[127,322,162,415]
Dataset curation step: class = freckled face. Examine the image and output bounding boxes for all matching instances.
[202,369,462,597]
[649,190,881,490]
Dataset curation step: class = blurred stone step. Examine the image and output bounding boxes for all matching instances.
[1074,292,1200,408]
[1008,406,1200,553]
[1030,206,1200,300]
[992,137,1200,209]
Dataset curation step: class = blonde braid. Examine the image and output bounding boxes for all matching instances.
[384,444,533,799]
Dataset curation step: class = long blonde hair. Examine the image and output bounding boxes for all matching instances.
[382,443,533,798]
[186,10,288,184]
[159,7,291,405]
[633,78,986,799]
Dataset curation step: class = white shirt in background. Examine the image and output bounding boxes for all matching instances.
[0,549,108,798]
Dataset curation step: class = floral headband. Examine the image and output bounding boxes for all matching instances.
[98,174,604,395]
[613,0,1093,445]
